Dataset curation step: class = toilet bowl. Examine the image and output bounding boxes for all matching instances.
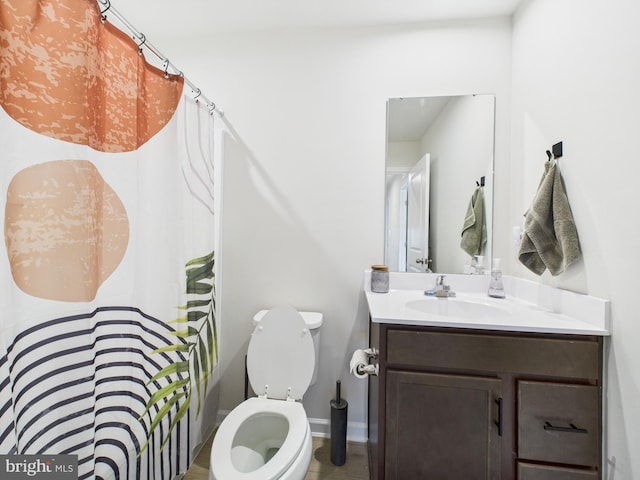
[209,306,319,480]
[209,397,312,480]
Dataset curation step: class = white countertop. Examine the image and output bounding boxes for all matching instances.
[364,272,610,336]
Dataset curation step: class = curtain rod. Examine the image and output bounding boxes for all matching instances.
[96,0,222,117]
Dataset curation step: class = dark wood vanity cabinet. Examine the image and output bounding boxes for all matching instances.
[368,323,604,480]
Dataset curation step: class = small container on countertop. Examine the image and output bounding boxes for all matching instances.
[371,265,389,293]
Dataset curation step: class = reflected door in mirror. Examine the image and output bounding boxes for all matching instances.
[407,154,430,272]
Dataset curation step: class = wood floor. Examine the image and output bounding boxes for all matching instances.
[183,434,370,480]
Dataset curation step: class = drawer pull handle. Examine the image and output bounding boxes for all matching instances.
[494,398,503,436]
[543,421,588,434]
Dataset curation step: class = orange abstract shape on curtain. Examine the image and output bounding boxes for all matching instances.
[0,0,183,152]
[5,160,129,302]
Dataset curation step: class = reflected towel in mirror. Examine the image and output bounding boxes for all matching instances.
[460,186,487,256]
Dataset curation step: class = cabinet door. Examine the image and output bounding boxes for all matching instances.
[385,370,502,480]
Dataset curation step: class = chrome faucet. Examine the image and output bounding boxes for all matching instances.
[425,275,456,297]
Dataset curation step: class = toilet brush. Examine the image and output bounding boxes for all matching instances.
[330,379,348,466]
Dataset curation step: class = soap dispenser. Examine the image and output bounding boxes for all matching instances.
[488,258,505,298]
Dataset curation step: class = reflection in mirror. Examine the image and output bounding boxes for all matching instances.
[385,94,495,274]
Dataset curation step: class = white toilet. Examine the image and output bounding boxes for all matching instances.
[209,306,322,480]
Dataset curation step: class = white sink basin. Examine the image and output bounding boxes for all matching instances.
[405,296,509,319]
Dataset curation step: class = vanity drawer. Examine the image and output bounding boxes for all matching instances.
[518,381,600,467]
[386,329,600,378]
[518,462,599,480]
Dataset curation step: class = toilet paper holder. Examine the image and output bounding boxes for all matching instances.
[356,363,379,376]
[350,348,379,377]
[359,348,379,375]
[363,347,378,358]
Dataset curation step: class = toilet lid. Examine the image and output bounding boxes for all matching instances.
[247,306,315,401]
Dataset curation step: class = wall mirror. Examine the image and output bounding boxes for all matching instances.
[384,94,495,274]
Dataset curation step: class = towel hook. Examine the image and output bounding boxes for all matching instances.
[546,141,563,161]
[552,141,563,159]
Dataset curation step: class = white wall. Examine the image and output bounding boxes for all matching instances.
[161,19,512,439]
[387,141,421,169]
[511,0,640,477]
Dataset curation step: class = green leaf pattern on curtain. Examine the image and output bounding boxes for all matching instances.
[139,250,218,454]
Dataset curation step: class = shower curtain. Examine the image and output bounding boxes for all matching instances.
[0,0,220,478]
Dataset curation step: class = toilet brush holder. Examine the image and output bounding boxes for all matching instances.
[330,380,348,466]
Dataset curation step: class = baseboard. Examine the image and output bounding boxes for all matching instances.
[216,410,367,444]
[216,409,229,424]
[308,417,368,444]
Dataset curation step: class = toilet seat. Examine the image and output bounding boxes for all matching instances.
[247,306,315,401]
[210,307,317,480]
[210,397,309,480]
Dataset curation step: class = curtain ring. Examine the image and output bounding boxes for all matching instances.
[100,0,111,14]
[193,88,202,103]
[136,33,146,55]
[99,0,111,22]
[162,59,170,79]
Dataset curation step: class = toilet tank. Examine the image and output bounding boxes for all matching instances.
[253,309,323,387]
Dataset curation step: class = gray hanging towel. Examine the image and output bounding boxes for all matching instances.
[518,160,581,276]
[460,186,487,257]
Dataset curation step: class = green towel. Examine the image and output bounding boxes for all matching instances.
[460,186,487,257]
[518,160,581,276]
